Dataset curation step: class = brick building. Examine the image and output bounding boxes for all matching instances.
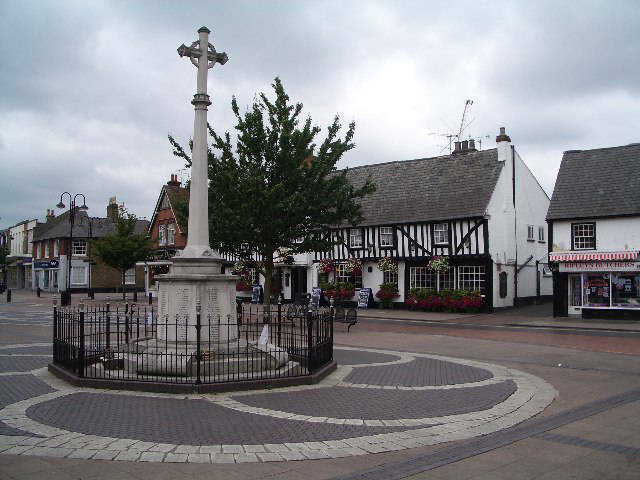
[31,198,149,294]
[143,175,189,296]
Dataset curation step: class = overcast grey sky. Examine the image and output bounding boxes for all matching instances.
[1,0,639,229]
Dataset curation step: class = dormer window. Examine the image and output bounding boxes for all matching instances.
[572,223,596,250]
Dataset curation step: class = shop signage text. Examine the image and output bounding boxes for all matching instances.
[559,261,640,273]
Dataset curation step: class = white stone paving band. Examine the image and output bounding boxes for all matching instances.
[0,344,557,463]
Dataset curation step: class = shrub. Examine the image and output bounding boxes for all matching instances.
[375,283,399,309]
[405,288,484,313]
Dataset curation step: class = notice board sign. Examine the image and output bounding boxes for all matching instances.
[357,288,373,308]
[311,287,322,308]
[251,285,263,304]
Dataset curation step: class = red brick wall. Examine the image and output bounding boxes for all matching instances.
[149,208,186,250]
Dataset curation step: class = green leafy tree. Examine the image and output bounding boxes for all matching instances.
[169,78,375,310]
[91,209,152,299]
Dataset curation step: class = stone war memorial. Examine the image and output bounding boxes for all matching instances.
[49,27,335,392]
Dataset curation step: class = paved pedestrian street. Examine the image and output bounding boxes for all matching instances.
[0,295,639,479]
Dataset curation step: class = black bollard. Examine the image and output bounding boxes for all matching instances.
[37,286,41,298]
[148,292,152,305]
[133,290,138,302]
[6,289,11,303]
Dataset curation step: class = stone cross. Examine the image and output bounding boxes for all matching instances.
[177,27,228,259]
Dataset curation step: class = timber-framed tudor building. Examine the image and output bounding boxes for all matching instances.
[174,127,551,309]
[308,128,552,310]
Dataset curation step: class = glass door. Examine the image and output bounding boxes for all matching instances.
[568,274,582,314]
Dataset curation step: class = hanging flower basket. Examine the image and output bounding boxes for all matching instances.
[318,258,335,273]
[345,258,362,275]
[428,256,450,272]
[232,260,247,275]
[377,256,398,274]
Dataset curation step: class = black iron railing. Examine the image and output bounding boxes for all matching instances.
[52,301,333,386]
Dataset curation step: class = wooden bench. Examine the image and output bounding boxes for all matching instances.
[332,307,358,332]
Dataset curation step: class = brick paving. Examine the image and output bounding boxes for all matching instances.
[26,392,420,444]
[0,375,54,409]
[333,349,400,365]
[233,382,515,420]
[344,357,493,387]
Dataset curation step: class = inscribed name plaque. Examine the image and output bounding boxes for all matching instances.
[158,288,169,339]
[206,287,221,341]
[175,287,193,341]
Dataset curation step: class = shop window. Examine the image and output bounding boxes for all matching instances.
[52,271,58,289]
[434,223,449,245]
[572,223,595,250]
[71,266,87,285]
[611,274,640,308]
[167,224,175,245]
[409,266,436,290]
[458,266,485,292]
[349,229,363,248]
[72,240,87,256]
[380,227,394,247]
[125,268,136,285]
[42,271,49,288]
[583,274,609,307]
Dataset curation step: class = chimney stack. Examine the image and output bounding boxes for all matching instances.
[46,209,55,223]
[107,196,119,222]
[468,139,477,152]
[167,174,181,187]
[453,141,462,154]
[496,126,511,143]
[461,140,468,152]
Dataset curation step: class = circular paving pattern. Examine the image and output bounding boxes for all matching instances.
[0,343,557,464]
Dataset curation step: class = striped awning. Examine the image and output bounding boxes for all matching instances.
[549,251,639,262]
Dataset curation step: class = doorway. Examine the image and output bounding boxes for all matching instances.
[568,274,582,315]
[291,267,307,304]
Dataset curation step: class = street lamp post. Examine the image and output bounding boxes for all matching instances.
[57,192,88,306]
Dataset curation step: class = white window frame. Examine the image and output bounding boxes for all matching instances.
[70,266,87,286]
[527,225,535,241]
[349,228,363,248]
[158,225,167,246]
[573,223,595,250]
[538,226,545,242]
[124,267,136,285]
[167,224,175,245]
[409,266,436,290]
[458,265,485,292]
[54,240,59,257]
[433,223,449,245]
[383,269,398,286]
[438,268,456,291]
[380,227,394,247]
[72,240,87,256]
[45,242,49,258]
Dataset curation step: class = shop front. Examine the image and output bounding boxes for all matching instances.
[551,251,640,319]
[33,259,60,292]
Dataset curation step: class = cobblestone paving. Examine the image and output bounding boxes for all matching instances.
[27,392,417,444]
[0,356,52,373]
[344,357,493,386]
[0,375,54,409]
[333,349,400,365]
[0,343,557,464]
[233,382,515,420]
